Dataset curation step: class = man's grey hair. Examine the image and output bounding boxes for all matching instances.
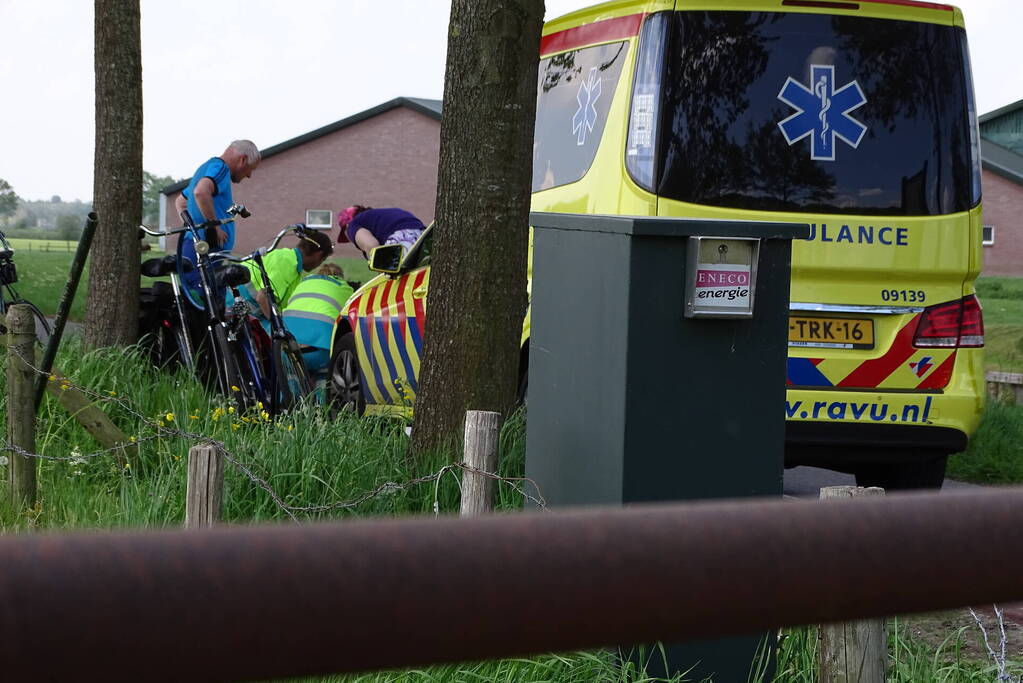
[228,139,261,165]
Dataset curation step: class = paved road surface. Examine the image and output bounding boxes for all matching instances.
[783,465,981,498]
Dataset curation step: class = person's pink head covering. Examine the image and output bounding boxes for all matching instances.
[337,206,360,242]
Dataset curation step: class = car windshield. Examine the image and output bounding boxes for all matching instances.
[656,11,977,216]
[401,223,433,270]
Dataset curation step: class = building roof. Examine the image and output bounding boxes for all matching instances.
[982,138,1023,186]
[162,97,442,194]
[979,98,1023,125]
[979,98,1023,186]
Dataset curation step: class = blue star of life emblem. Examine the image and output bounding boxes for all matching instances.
[572,67,602,146]
[777,65,867,161]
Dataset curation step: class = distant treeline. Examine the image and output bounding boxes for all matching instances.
[3,198,93,240]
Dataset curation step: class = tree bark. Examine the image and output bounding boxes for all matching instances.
[410,0,543,457]
[88,0,142,348]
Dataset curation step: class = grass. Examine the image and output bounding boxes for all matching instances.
[977,276,1023,373]
[772,622,1012,683]
[948,400,1023,483]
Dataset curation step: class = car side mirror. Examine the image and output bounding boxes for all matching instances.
[368,244,405,274]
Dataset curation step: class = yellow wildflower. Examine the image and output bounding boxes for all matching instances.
[228,406,235,415]
[287,425,294,432]
[231,385,240,392]
[129,436,136,443]
[260,410,270,421]
[165,412,175,422]
[211,407,225,421]
[231,422,241,431]
[107,390,117,396]
[189,414,199,420]
[48,374,56,382]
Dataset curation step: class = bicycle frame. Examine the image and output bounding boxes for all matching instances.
[140,207,248,401]
[220,224,317,414]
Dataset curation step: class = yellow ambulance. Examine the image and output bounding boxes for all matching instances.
[331,0,984,489]
[531,0,984,488]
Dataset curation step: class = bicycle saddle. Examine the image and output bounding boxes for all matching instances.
[215,264,251,289]
[141,254,194,277]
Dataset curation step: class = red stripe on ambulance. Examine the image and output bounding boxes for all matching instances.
[916,351,956,390]
[540,13,643,56]
[837,314,921,388]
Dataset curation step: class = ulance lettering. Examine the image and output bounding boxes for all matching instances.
[805,223,909,246]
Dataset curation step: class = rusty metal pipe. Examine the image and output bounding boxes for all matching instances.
[1,488,1021,682]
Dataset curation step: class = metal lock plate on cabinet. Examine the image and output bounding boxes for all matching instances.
[683,236,760,319]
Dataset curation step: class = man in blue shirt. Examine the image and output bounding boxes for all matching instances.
[175,140,260,287]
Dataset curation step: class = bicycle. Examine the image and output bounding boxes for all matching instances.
[138,253,196,371]
[140,206,254,411]
[218,223,317,415]
[0,230,52,346]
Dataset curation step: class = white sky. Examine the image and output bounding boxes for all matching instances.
[0,0,1019,201]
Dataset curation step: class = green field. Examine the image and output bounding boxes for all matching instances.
[3,248,372,321]
[975,276,1023,372]
[4,238,78,253]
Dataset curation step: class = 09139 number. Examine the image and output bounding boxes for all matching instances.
[881,289,926,303]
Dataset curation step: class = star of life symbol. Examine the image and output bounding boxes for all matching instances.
[572,67,602,146]
[777,64,867,161]
[909,356,934,378]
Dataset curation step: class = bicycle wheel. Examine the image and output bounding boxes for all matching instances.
[271,336,314,414]
[232,318,270,409]
[212,324,248,413]
[171,319,195,372]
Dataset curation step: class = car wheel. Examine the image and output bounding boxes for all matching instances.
[854,453,948,491]
[328,332,365,416]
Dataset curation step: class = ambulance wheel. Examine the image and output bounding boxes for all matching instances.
[854,453,948,491]
[328,332,365,417]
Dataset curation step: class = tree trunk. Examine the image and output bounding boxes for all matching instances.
[410,0,543,457]
[88,0,142,348]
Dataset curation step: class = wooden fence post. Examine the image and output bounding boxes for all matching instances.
[460,410,501,517]
[45,371,138,467]
[818,485,887,683]
[985,371,1023,404]
[185,444,224,529]
[6,305,37,509]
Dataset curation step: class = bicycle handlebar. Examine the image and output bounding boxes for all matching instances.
[138,204,249,238]
[215,224,310,265]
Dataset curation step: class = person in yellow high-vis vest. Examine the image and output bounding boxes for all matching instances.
[282,263,354,373]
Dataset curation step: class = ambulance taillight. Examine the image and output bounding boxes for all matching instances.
[914,295,984,349]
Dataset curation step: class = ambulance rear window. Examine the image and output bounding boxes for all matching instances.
[656,11,975,216]
[533,41,629,192]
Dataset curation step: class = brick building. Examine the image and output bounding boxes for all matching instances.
[979,98,1023,277]
[160,97,441,259]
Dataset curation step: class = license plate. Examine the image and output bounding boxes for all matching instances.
[788,316,874,349]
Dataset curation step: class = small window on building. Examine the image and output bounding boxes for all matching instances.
[982,225,995,246]
[306,210,333,229]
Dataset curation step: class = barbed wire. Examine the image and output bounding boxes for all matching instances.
[2,344,549,520]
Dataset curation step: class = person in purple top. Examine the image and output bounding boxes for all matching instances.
[336,205,425,258]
